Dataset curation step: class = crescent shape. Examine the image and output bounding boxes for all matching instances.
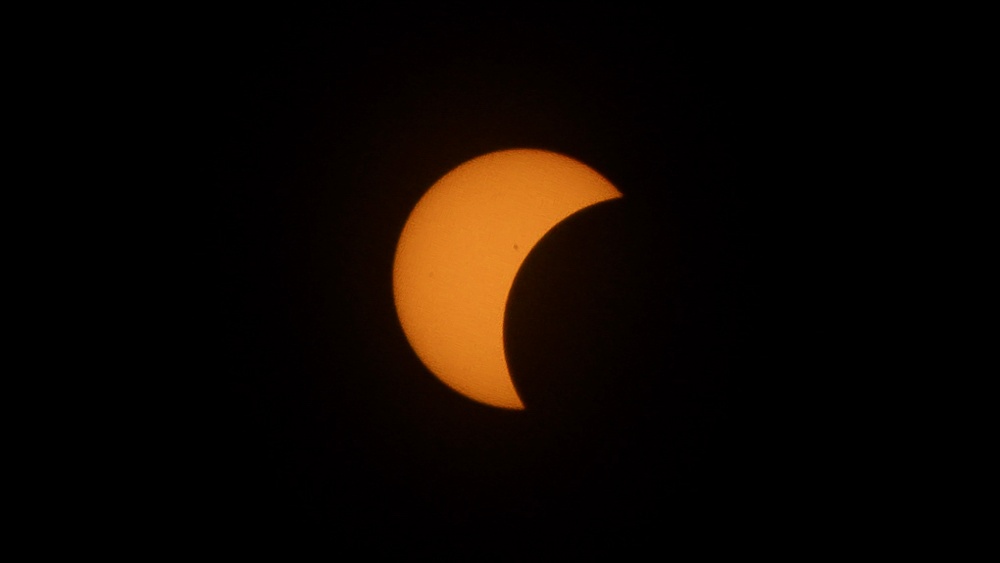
[392,149,622,409]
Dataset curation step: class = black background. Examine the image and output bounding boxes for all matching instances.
[193,6,808,548]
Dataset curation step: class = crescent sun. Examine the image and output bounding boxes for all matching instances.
[392,149,622,409]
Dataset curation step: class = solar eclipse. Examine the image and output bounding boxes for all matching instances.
[393,149,622,409]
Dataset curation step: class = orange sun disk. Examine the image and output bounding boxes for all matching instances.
[392,149,622,409]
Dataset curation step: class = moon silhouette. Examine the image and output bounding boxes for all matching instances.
[393,149,622,409]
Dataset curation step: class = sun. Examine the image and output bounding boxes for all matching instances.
[393,149,622,409]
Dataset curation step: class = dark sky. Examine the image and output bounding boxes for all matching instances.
[194,6,807,548]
